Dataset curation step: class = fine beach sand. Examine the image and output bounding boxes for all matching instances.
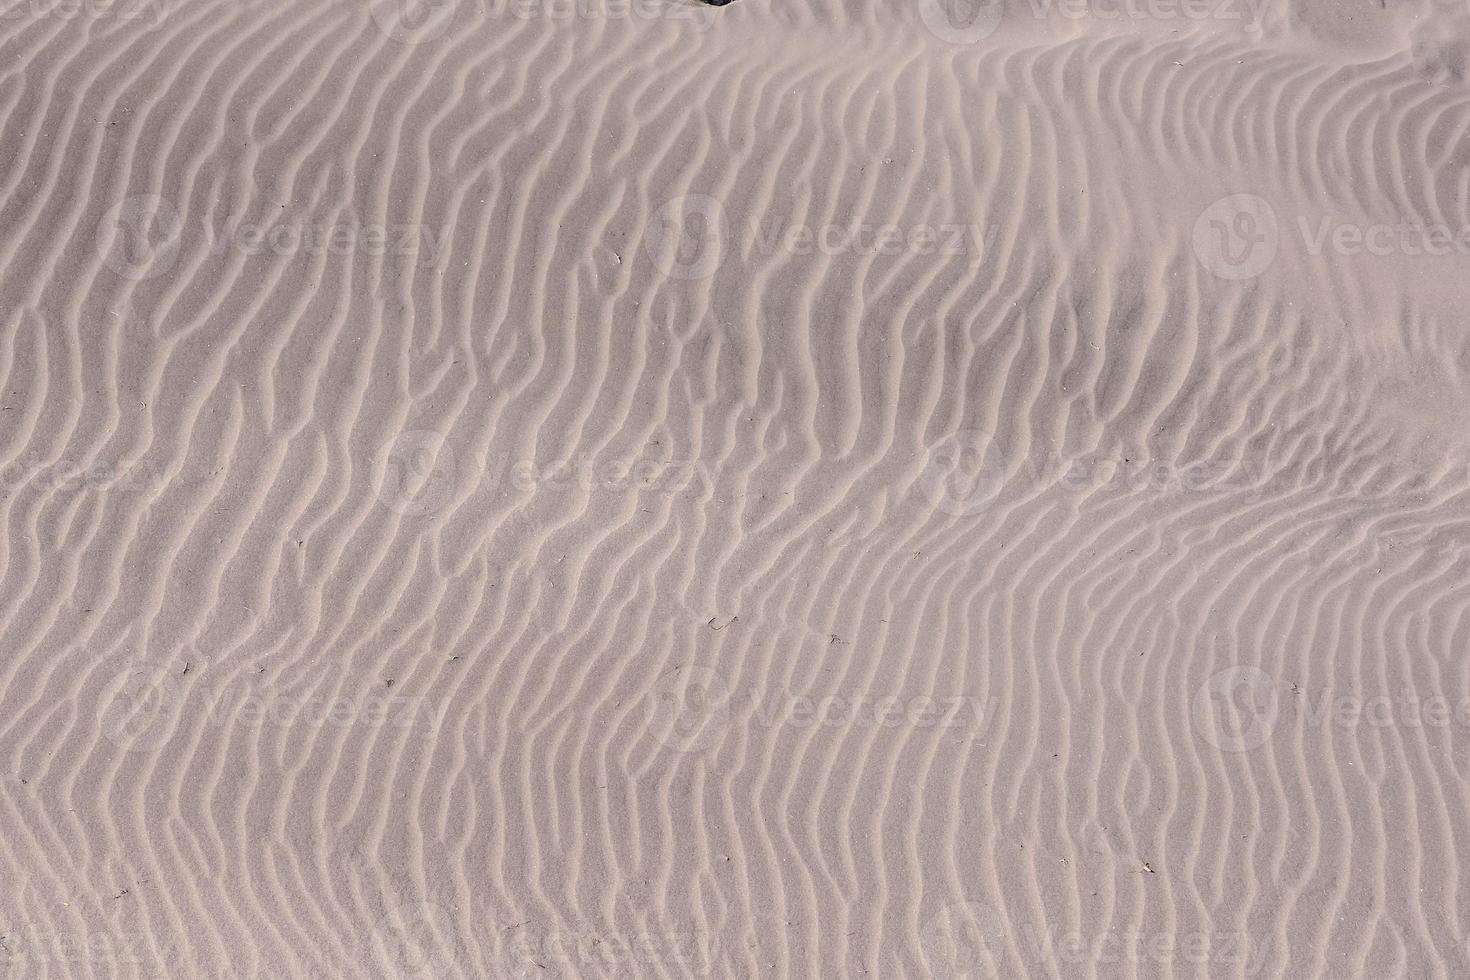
[3,0,1470,976]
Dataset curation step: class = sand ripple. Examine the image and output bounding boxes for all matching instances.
[1,1,1469,977]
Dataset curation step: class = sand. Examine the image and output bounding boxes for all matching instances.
[2,0,1469,976]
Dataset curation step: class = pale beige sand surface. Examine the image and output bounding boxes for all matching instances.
[3,0,1470,976]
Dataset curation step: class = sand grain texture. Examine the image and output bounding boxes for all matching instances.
[2,0,1470,976]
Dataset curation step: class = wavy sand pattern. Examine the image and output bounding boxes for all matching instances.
[2,0,1470,976]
